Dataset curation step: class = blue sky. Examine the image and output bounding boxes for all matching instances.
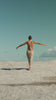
[0,0,56,61]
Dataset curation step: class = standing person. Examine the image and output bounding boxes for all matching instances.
[16,35,47,70]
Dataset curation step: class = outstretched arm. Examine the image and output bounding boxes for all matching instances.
[34,41,47,46]
[16,41,27,49]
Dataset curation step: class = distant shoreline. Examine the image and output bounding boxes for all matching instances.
[0,59,56,63]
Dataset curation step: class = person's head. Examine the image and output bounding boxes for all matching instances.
[28,35,32,40]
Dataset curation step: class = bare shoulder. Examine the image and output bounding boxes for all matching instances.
[26,41,28,43]
[25,41,28,44]
[23,41,28,45]
[32,41,39,44]
[32,41,36,44]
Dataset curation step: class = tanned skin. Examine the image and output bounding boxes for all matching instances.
[16,39,47,70]
[16,39,47,50]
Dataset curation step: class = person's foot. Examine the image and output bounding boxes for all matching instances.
[29,67,31,70]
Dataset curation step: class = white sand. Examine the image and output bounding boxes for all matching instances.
[0,60,56,100]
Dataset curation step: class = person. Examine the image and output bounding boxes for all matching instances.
[16,35,47,70]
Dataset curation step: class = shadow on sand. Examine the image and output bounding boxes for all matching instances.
[0,68,29,71]
[0,82,56,87]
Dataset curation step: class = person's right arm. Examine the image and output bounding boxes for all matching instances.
[16,41,28,49]
[33,41,47,46]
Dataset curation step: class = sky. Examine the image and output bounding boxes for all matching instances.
[0,0,56,61]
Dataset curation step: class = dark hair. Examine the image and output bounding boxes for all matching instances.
[28,35,32,40]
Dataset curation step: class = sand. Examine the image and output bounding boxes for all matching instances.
[0,60,56,100]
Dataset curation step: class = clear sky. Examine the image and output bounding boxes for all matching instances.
[0,0,56,61]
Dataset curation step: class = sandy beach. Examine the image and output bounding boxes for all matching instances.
[0,60,56,100]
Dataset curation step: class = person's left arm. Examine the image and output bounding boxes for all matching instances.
[16,41,28,49]
[33,41,47,46]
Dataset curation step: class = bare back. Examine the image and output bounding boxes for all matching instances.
[16,40,46,50]
[27,41,34,51]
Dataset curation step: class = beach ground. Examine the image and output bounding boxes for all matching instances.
[0,60,56,100]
